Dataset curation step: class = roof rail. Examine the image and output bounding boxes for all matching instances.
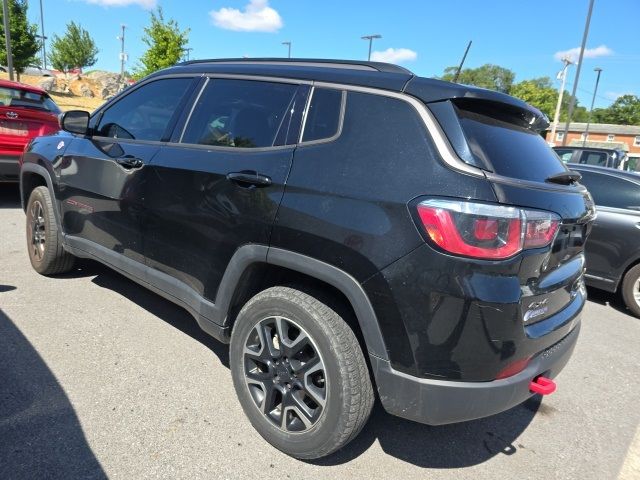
[176,57,413,75]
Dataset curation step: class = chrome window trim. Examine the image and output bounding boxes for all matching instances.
[204,73,313,85]
[179,76,210,143]
[298,86,314,144]
[298,87,346,146]
[312,81,484,177]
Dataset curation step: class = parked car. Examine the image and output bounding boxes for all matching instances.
[19,58,594,459]
[554,146,628,169]
[0,79,61,182]
[570,164,640,316]
[0,65,55,76]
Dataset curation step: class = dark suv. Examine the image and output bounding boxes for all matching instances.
[19,59,594,459]
[554,146,628,170]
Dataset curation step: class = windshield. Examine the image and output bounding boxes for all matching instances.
[0,86,61,114]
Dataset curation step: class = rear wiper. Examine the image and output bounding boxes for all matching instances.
[546,170,582,185]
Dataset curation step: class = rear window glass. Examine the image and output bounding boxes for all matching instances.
[0,86,60,114]
[579,151,608,166]
[455,103,566,182]
[302,88,343,142]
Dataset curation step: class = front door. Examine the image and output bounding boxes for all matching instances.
[57,77,196,263]
[142,78,308,302]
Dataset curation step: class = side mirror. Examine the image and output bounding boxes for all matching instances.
[59,110,90,135]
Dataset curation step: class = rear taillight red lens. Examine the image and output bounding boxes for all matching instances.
[416,199,560,260]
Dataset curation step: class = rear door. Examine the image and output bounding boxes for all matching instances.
[57,77,196,263]
[141,77,308,303]
[575,169,640,285]
[429,98,594,326]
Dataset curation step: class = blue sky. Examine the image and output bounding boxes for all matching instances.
[30,0,638,109]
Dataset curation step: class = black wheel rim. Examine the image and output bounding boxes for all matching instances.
[243,316,327,432]
[28,200,46,261]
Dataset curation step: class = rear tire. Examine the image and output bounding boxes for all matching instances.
[229,286,374,459]
[25,186,75,275]
[621,264,640,318]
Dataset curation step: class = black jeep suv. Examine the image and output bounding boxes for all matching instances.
[20,59,594,459]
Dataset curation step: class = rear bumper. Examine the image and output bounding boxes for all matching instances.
[371,322,580,425]
[0,154,20,182]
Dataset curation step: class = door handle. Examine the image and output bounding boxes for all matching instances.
[116,155,144,169]
[226,171,272,187]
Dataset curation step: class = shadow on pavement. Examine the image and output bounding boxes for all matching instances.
[0,184,21,209]
[58,259,541,468]
[586,286,632,316]
[0,309,106,479]
[68,259,230,368]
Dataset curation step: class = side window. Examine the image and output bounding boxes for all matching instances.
[181,79,298,148]
[581,151,608,166]
[554,148,574,163]
[302,88,343,142]
[579,171,640,210]
[96,78,193,141]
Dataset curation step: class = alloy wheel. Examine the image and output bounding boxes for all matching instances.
[28,200,46,261]
[243,316,327,432]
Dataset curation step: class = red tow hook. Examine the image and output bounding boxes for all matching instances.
[529,376,556,395]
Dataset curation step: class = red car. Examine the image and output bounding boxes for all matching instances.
[0,79,61,182]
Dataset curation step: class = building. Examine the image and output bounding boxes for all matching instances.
[547,122,640,169]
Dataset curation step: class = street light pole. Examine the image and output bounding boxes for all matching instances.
[183,47,193,61]
[281,41,291,58]
[550,57,573,145]
[361,34,381,61]
[117,24,126,81]
[2,0,13,81]
[583,67,602,147]
[39,0,46,68]
[561,0,595,146]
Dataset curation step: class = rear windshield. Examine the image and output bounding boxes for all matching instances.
[0,86,61,114]
[454,101,566,182]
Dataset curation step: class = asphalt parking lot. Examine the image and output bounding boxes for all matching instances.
[1,183,639,480]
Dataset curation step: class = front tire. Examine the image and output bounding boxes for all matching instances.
[25,186,75,275]
[621,264,640,318]
[229,286,374,459]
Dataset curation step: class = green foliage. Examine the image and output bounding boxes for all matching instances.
[134,7,189,80]
[48,22,98,73]
[0,0,39,75]
[591,95,640,125]
[510,77,558,119]
[441,64,515,93]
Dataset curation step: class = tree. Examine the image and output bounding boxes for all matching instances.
[134,7,189,79]
[48,22,98,73]
[440,64,515,93]
[0,0,39,78]
[510,77,558,119]
[592,95,640,125]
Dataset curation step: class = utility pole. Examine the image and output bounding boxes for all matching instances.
[583,67,602,147]
[361,34,381,61]
[453,40,472,83]
[117,24,126,81]
[281,41,291,58]
[549,57,574,146]
[39,0,46,68]
[561,0,595,146]
[183,47,193,61]
[2,0,13,81]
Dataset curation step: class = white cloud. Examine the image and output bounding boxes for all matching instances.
[210,0,283,33]
[554,45,614,62]
[84,0,156,8]
[370,48,417,64]
[604,91,634,101]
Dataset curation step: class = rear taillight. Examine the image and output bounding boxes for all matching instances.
[416,199,560,260]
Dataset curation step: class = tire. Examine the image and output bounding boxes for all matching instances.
[230,286,374,459]
[621,264,640,318]
[25,186,75,275]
